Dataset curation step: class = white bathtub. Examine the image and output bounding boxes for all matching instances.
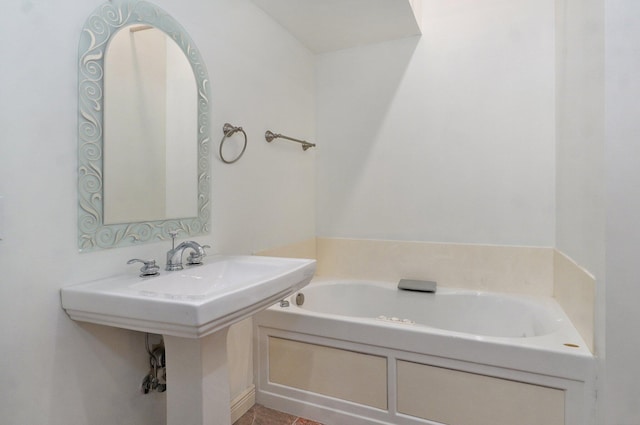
[297,280,569,338]
[254,279,596,425]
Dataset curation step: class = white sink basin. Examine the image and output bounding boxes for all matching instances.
[61,255,316,338]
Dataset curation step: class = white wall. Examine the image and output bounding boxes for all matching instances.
[3,1,640,424]
[316,0,556,247]
[554,0,606,422]
[552,1,640,423]
[0,0,315,424]
[604,1,640,423]
[555,0,605,280]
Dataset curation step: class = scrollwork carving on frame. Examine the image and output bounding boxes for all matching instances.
[78,0,210,251]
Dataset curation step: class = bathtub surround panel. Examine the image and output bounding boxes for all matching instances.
[268,337,387,409]
[317,238,554,296]
[258,236,595,353]
[553,250,596,352]
[397,361,564,425]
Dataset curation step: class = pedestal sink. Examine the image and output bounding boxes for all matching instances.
[61,255,316,425]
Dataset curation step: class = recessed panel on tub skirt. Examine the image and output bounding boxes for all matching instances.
[268,337,387,409]
[396,360,565,425]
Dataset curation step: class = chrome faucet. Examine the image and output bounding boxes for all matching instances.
[165,231,209,271]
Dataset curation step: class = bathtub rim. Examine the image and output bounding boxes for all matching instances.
[258,278,594,381]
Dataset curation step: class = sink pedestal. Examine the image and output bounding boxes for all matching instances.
[60,256,316,424]
[164,329,231,425]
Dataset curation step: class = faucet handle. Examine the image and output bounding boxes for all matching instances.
[186,245,210,266]
[168,230,180,249]
[127,258,160,277]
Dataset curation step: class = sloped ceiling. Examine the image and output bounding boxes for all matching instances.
[252,0,422,53]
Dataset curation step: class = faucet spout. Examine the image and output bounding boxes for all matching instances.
[166,241,207,271]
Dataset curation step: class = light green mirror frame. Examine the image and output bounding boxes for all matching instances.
[78,0,210,251]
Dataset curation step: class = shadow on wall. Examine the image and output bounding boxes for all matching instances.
[49,313,166,424]
[315,35,421,223]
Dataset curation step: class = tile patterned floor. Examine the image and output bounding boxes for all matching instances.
[233,404,324,425]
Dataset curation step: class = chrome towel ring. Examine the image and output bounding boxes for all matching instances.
[219,123,247,164]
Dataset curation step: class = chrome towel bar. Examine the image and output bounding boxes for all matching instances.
[265,130,315,151]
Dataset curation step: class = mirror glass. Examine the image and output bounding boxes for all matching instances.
[78,0,210,251]
[104,24,197,224]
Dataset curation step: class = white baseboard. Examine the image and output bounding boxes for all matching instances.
[231,384,255,423]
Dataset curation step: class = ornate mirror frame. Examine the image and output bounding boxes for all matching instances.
[78,0,210,252]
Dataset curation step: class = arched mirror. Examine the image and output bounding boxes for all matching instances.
[78,0,210,251]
